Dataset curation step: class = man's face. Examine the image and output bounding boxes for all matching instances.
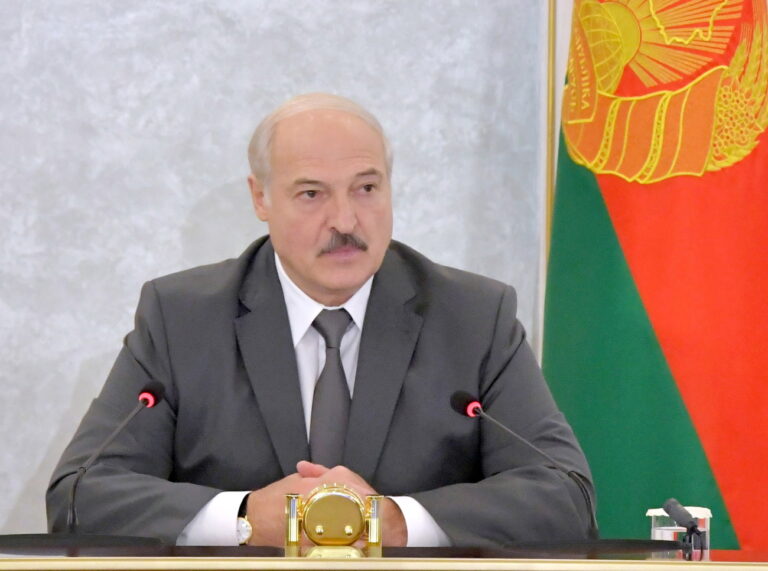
[249,110,393,306]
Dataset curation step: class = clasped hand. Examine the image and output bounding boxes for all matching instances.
[245,460,406,547]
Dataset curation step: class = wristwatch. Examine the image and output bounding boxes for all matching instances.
[236,493,253,545]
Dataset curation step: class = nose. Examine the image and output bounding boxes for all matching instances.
[327,193,357,234]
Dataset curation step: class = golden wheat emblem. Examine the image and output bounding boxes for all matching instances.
[563,0,768,183]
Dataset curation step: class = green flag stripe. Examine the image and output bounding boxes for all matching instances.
[543,133,738,548]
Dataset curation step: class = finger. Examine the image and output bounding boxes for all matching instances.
[330,466,371,487]
[297,477,322,495]
[320,467,377,496]
[296,460,329,478]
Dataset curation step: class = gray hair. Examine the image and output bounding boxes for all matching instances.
[247,93,393,187]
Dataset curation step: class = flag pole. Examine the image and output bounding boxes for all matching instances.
[536,0,558,360]
[546,0,557,258]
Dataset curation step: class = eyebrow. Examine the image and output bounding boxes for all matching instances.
[291,169,383,187]
[292,177,325,187]
[354,168,383,179]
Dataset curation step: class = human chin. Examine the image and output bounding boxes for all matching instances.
[315,262,373,299]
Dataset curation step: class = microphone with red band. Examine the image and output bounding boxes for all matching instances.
[454,393,482,418]
[67,382,166,533]
[450,390,599,539]
[140,381,166,407]
[138,386,161,409]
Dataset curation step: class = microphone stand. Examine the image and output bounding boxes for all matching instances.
[475,409,599,540]
[66,400,148,533]
[681,527,704,561]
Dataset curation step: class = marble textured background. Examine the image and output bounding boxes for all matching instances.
[0,1,547,534]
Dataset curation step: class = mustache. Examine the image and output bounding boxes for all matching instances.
[320,231,368,254]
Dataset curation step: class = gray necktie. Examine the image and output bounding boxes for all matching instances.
[310,308,352,467]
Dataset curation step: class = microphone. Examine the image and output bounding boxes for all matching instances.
[450,391,483,418]
[662,498,698,532]
[663,498,705,560]
[67,382,165,533]
[450,390,599,539]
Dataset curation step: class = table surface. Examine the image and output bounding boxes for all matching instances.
[1,543,767,570]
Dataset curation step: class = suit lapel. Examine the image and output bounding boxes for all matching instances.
[344,249,423,482]
[235,241,309,475]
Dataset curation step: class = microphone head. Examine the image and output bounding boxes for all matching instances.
[138,381,165,409]
[450,391,483,418]
[663,498,698,530]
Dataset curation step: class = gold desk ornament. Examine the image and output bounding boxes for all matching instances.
[284,484,383,557]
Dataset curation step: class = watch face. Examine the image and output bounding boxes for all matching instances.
[236,517,253,544]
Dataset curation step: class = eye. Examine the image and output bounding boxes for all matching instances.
[302,190,318,199]
[361,184,375,193]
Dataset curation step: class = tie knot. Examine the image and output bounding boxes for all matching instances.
[312,309,351,349]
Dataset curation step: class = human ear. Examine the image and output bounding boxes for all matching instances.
[248,174,269,221]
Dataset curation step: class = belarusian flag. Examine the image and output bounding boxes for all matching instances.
[543,0,768,550]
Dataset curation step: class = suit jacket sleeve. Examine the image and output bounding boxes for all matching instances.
[407,284,595,547]
[46,281,221,543]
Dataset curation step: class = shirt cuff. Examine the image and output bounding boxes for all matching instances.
[390,496,451,547]
[176,491,249,546]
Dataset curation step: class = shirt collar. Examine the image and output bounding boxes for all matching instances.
[274,252,372,347]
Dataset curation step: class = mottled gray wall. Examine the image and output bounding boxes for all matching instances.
[0,1,546,533]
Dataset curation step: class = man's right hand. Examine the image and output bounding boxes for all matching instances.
[245,473,321,546]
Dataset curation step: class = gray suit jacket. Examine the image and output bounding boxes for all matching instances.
[47,237,594,546]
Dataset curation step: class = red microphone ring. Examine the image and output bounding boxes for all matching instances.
[466,401,482,418]
[139,392,157,408]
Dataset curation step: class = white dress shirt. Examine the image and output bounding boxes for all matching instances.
[177,253,449,547]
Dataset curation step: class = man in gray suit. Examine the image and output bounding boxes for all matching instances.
[47,93,594,547]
